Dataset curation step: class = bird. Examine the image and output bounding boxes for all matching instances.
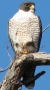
[8,2,42,89]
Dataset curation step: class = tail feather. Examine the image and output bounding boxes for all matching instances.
[23,65,36,89]
[24,79,35,89]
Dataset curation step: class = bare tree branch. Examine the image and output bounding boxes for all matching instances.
[22,71,45,86]
[0,44,12,72]
[0,52,50,90]
[12,71,45,90]
[42,24,50,33]
[39,45,45,51]
[6,44,12,62]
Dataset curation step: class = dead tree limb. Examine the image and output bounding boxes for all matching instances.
[42,24,50,33]
[0,52,50,90]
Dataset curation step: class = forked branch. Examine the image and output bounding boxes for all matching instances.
[0,52,50,90]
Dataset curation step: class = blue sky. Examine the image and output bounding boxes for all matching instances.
[0,0,50,90]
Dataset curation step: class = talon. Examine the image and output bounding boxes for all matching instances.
[18,50,31,54]
[23,50,30,54]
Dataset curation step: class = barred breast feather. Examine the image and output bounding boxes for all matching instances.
[8,10,42,89]
[8,10,42,54]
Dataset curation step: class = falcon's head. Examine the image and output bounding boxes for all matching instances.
[19,2,35,13]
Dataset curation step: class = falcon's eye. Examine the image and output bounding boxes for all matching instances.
[24,3,29,7]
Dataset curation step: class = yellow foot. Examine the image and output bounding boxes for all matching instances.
[19,50,31,54]
[23,50,31,54]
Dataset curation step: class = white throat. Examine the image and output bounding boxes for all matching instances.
[12,9,35,21]
[19,9,34,13]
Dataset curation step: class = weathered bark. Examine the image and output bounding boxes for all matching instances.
[0,52,50,90]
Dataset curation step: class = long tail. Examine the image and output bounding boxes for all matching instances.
[23,64,36,89]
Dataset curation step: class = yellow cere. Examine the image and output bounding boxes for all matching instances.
[30,5,34,9]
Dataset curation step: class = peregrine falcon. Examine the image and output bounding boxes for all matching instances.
[8,2,42,89]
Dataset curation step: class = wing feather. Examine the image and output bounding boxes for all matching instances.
[8,19,17,52]
[37,16,42,51]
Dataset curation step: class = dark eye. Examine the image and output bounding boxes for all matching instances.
[24,4,29,7]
